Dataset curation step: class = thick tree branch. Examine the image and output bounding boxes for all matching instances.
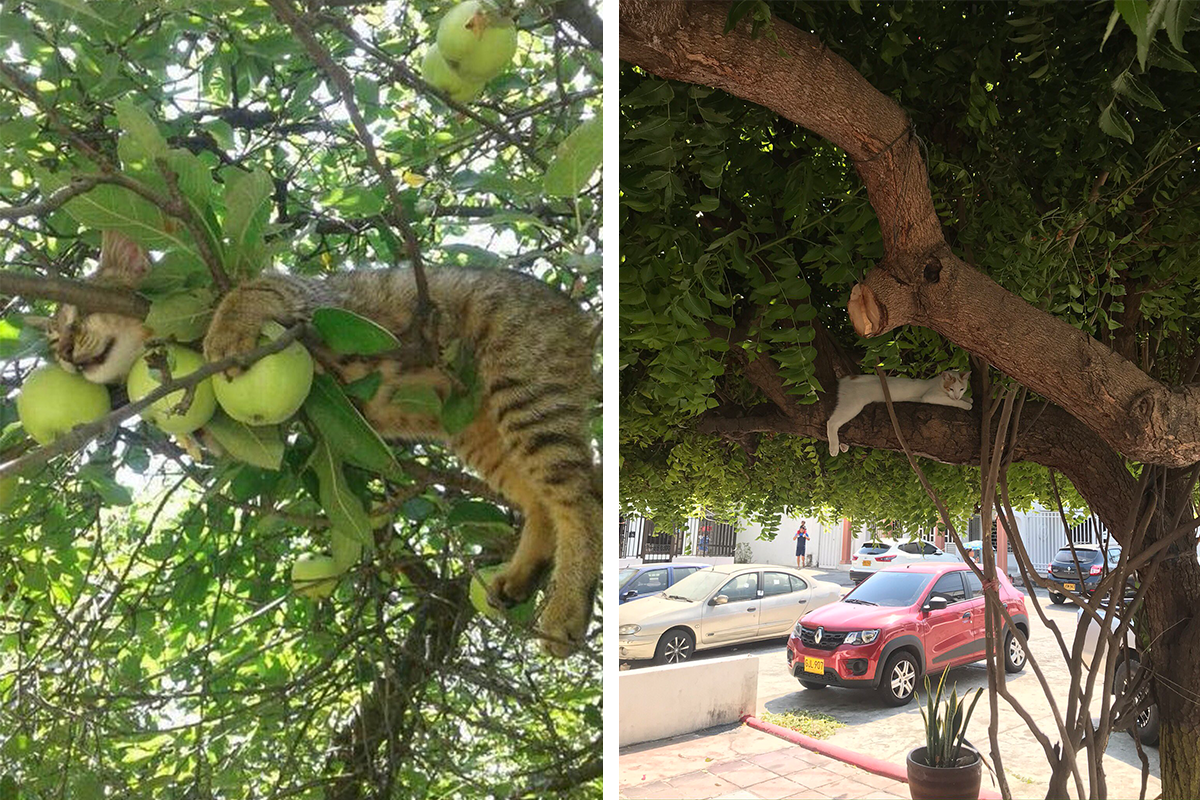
[696,396,1135,534]
[619,1,1200,467]
[0,272,149,318]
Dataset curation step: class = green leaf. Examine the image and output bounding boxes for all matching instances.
[143,289,213,342]
[1113,72,1164,110]
[1098,103,1135,143]
[389,382,443,418]
[311,437,373,550]
[441,390,477,436]
[115,100,169,172]
[342,371,383,401]
[543,114,603,197]
[1163,0,1197,51]
[38,170,192,252]
[1115,0,1152,68]
[304,373,401,478]
[311,307,401,355]
[330,527,364,571]
[204,412,284,470]
[38,0,111,24]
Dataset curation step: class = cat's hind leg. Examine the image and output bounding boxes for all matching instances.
[826,400,865,456]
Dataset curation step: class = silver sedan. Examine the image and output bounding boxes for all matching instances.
[618,563,843,665]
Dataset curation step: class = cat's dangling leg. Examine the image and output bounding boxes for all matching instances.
[488,499,553,608]
[826,400,865,457]
[460,374,599,656]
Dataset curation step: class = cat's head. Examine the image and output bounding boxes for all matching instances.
[42,231,151,384]
[941,369,971,400]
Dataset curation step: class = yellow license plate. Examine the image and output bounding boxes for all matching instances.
[1064,583,1076,591]
[804,656,824,675]
[862,560,871,567]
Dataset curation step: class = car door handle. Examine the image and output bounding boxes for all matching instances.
[962,612,972,620]
[747,607,756,612]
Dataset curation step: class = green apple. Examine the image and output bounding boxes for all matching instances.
[422,44,475,100]
[212,339,314,426]
[436,1,517,80]
[17,364,111,445]
[291,553,342,600]
[470,563,536,623]
[126,344,216,434]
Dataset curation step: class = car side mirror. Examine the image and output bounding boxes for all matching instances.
[622,589,638,600]
[923,595,949,612]
[710,594,729,606]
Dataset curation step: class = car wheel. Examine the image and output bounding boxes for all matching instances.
[1049,592,1066,605]
[878,651,919,706]
[1003,629,1027,673]
[1114,660,1160,747]
[799,680,828,690]
[653,628,695,665]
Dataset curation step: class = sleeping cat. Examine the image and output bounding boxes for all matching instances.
[47,231,599,658]
[826,370,971,456]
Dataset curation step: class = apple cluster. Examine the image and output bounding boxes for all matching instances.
[19,332,313,449]
[421,1,518,103]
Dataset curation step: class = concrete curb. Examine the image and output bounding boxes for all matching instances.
[742,715,1003,800]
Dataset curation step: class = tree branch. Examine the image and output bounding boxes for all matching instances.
[0,272,149,318]
[619,0,1200,467]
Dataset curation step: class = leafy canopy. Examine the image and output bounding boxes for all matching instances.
[620,1,1197,532]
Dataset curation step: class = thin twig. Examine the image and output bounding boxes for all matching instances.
[265,0,435,364]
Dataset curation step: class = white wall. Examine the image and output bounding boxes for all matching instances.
[737,515,840,567]
[618,654,758,746]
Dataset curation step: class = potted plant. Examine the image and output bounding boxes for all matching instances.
[907,668,984,800]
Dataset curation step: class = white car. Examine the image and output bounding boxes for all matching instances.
[618,563,843,665]
[849,540,960,584]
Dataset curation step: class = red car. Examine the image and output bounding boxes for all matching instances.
[786,563,1029,705]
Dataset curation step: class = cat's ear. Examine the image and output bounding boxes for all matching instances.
[97,230,150,287]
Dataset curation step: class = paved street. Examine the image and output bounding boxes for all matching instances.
[622,570,1161,799]
[620,722,912,799]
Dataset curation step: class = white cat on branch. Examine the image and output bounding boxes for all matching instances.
[826,370,972,456]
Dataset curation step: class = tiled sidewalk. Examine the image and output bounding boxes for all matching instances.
[620,722,910,799]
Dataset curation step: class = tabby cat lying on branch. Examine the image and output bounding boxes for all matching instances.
[44,231,600,657]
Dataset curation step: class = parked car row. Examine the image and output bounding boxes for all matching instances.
[619,553,1157,728]
[618,564,843,664]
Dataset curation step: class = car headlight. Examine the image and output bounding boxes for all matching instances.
[619,624,641,635]
[843,629,879,645]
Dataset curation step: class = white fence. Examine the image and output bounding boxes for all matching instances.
[1009,510,1101,575]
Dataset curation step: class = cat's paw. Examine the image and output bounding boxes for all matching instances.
[959,398,974,410]
[840,443,849,453]
[828,441,839,457]
[487,559,541,609]
[202,324,261,369]
[536,586,590,658]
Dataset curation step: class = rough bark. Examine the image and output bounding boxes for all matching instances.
[620,0,1200,467]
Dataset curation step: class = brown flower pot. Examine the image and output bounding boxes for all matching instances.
[906,745,982,800]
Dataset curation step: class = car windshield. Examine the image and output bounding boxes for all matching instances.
[662,569,733,601]
[858,543,891,555]
[618,568,638,587]
[843,571,935,607]
[1053,548,1101,564]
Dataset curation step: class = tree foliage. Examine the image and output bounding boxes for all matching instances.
[0,0,601,797]
[620,1,1197,533]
